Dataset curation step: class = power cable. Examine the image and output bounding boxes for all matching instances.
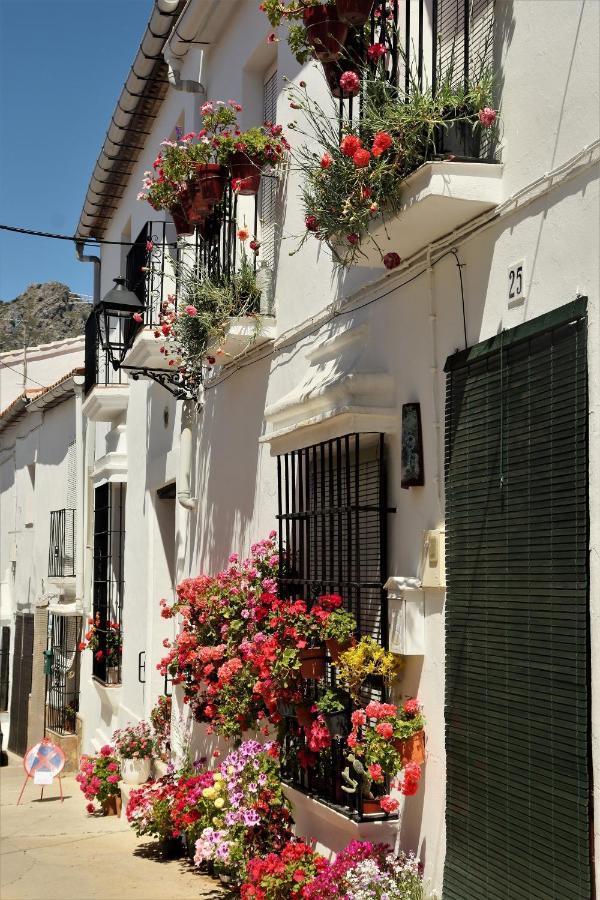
[0,361,48,389]
[0,223,153,247]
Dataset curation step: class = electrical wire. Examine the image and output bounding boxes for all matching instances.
[0,223,148,247]
[206,248,460,390]
[0,361,48,389]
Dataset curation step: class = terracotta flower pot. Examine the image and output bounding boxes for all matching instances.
[304,5,348,63]
[394,729,426,766]
[361,796,382,815]
[101,795,122,817]
[194,163,227,204]
[182,182,213,226]
[229,151,262,196]
[170,203,194,237]
[299,646,326,680]
[336,0,374,26]
[295,703,314,729]
[325,637,352,662]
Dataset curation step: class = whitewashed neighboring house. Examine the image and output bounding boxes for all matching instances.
[0,336,85,410]
[73,1,599,896]
[0,361,86,766]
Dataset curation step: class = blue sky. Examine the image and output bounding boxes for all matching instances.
[0,0,154,301]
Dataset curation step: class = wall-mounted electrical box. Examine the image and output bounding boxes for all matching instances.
[421,527,446,588]
[384,576,425,656]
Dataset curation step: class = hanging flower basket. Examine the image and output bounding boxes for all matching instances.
[170,202,194,237]
[194,163,228,204]
[393,729,426,766]
[229,151,262,195]
[299,646,326,680]
[304,5,348,63]
[336,0,374,27]
[101,795,122,817]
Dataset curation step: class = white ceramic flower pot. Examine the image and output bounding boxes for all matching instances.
[121,757,152,785]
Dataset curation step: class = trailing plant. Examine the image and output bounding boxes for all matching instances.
[334,636,401,700]
[315,687,347,715]
[261,0,337,64]
[150,236,263,379]
[287,66,497,267]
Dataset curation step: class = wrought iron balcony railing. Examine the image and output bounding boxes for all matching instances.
[340,0,495,158]
[48,509,76,578]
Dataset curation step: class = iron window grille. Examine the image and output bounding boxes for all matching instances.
[340,0,495,159]
[46,614,82,735]
[277,433,395,820]
[0,626,9,713]
[92,483,125,684]
[48,509,76,578]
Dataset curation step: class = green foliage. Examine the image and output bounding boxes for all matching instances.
[288,65,497,266]
[322,607,356,642]
[315,688,347,715]
[334,636,401,700]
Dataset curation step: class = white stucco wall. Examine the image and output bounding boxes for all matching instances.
[0,336,85,412]
[77,0,600,893]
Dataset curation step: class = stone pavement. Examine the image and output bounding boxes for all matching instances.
[0,757,226,900]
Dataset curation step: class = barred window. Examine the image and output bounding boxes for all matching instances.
[92,483,125,684]
[277,433,394,819]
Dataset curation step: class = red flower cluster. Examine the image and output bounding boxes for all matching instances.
[241,842,327,899]
[401,762,422,796]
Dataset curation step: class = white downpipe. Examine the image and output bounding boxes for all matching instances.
[73,376,86,609]
[178,397,201,510]
[427,246,443,521]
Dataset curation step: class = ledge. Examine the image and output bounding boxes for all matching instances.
[122,328,170,372]
[347,160,502,267]
[82,385,129,422]
[262,323,398,453]
[209,315,276,365]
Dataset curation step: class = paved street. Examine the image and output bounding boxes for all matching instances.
[0,757,225,900]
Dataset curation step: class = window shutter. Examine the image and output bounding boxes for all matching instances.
[444,298,590,899]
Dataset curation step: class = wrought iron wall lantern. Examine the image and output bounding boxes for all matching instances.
[94,276,196,400]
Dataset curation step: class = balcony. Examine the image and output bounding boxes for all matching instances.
[121,191,276,381]
[347,159,502,268]
[82,312,129,422]
[330,0,500,266]
[48,509,76,595]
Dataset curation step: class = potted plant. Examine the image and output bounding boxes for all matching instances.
[334,636,401,701]
[287,70,498,267]
[303,3,348,62]
[112,721,155,785]
[322,607,356,661]
[392,698,426,765]
[341,700,425,813]
[225,124,289,196]
[76,746,122,816]
[241,841,327,897]
[80,615,122,682]
[126,774,183,857]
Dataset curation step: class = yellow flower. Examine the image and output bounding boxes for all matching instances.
[227,765,235,775]
[214,797,224,809]
[213,772,223,782]
[202,787,216,800]
[212,816,221,826]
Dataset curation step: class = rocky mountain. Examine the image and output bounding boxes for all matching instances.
[0,282,91,353]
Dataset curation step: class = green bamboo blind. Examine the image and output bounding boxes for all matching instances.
[443,299,590,899]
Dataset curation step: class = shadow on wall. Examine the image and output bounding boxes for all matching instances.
[187,355,272,572]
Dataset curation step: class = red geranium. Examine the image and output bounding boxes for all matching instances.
[340,134,362,157]
[372,131,393,157]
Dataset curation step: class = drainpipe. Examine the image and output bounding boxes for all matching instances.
[73,375,86,611]
[178,396,202,510]
[75,242,101,305]
[427,245,443,521]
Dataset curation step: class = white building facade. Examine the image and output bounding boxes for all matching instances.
[73,1,600,896]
